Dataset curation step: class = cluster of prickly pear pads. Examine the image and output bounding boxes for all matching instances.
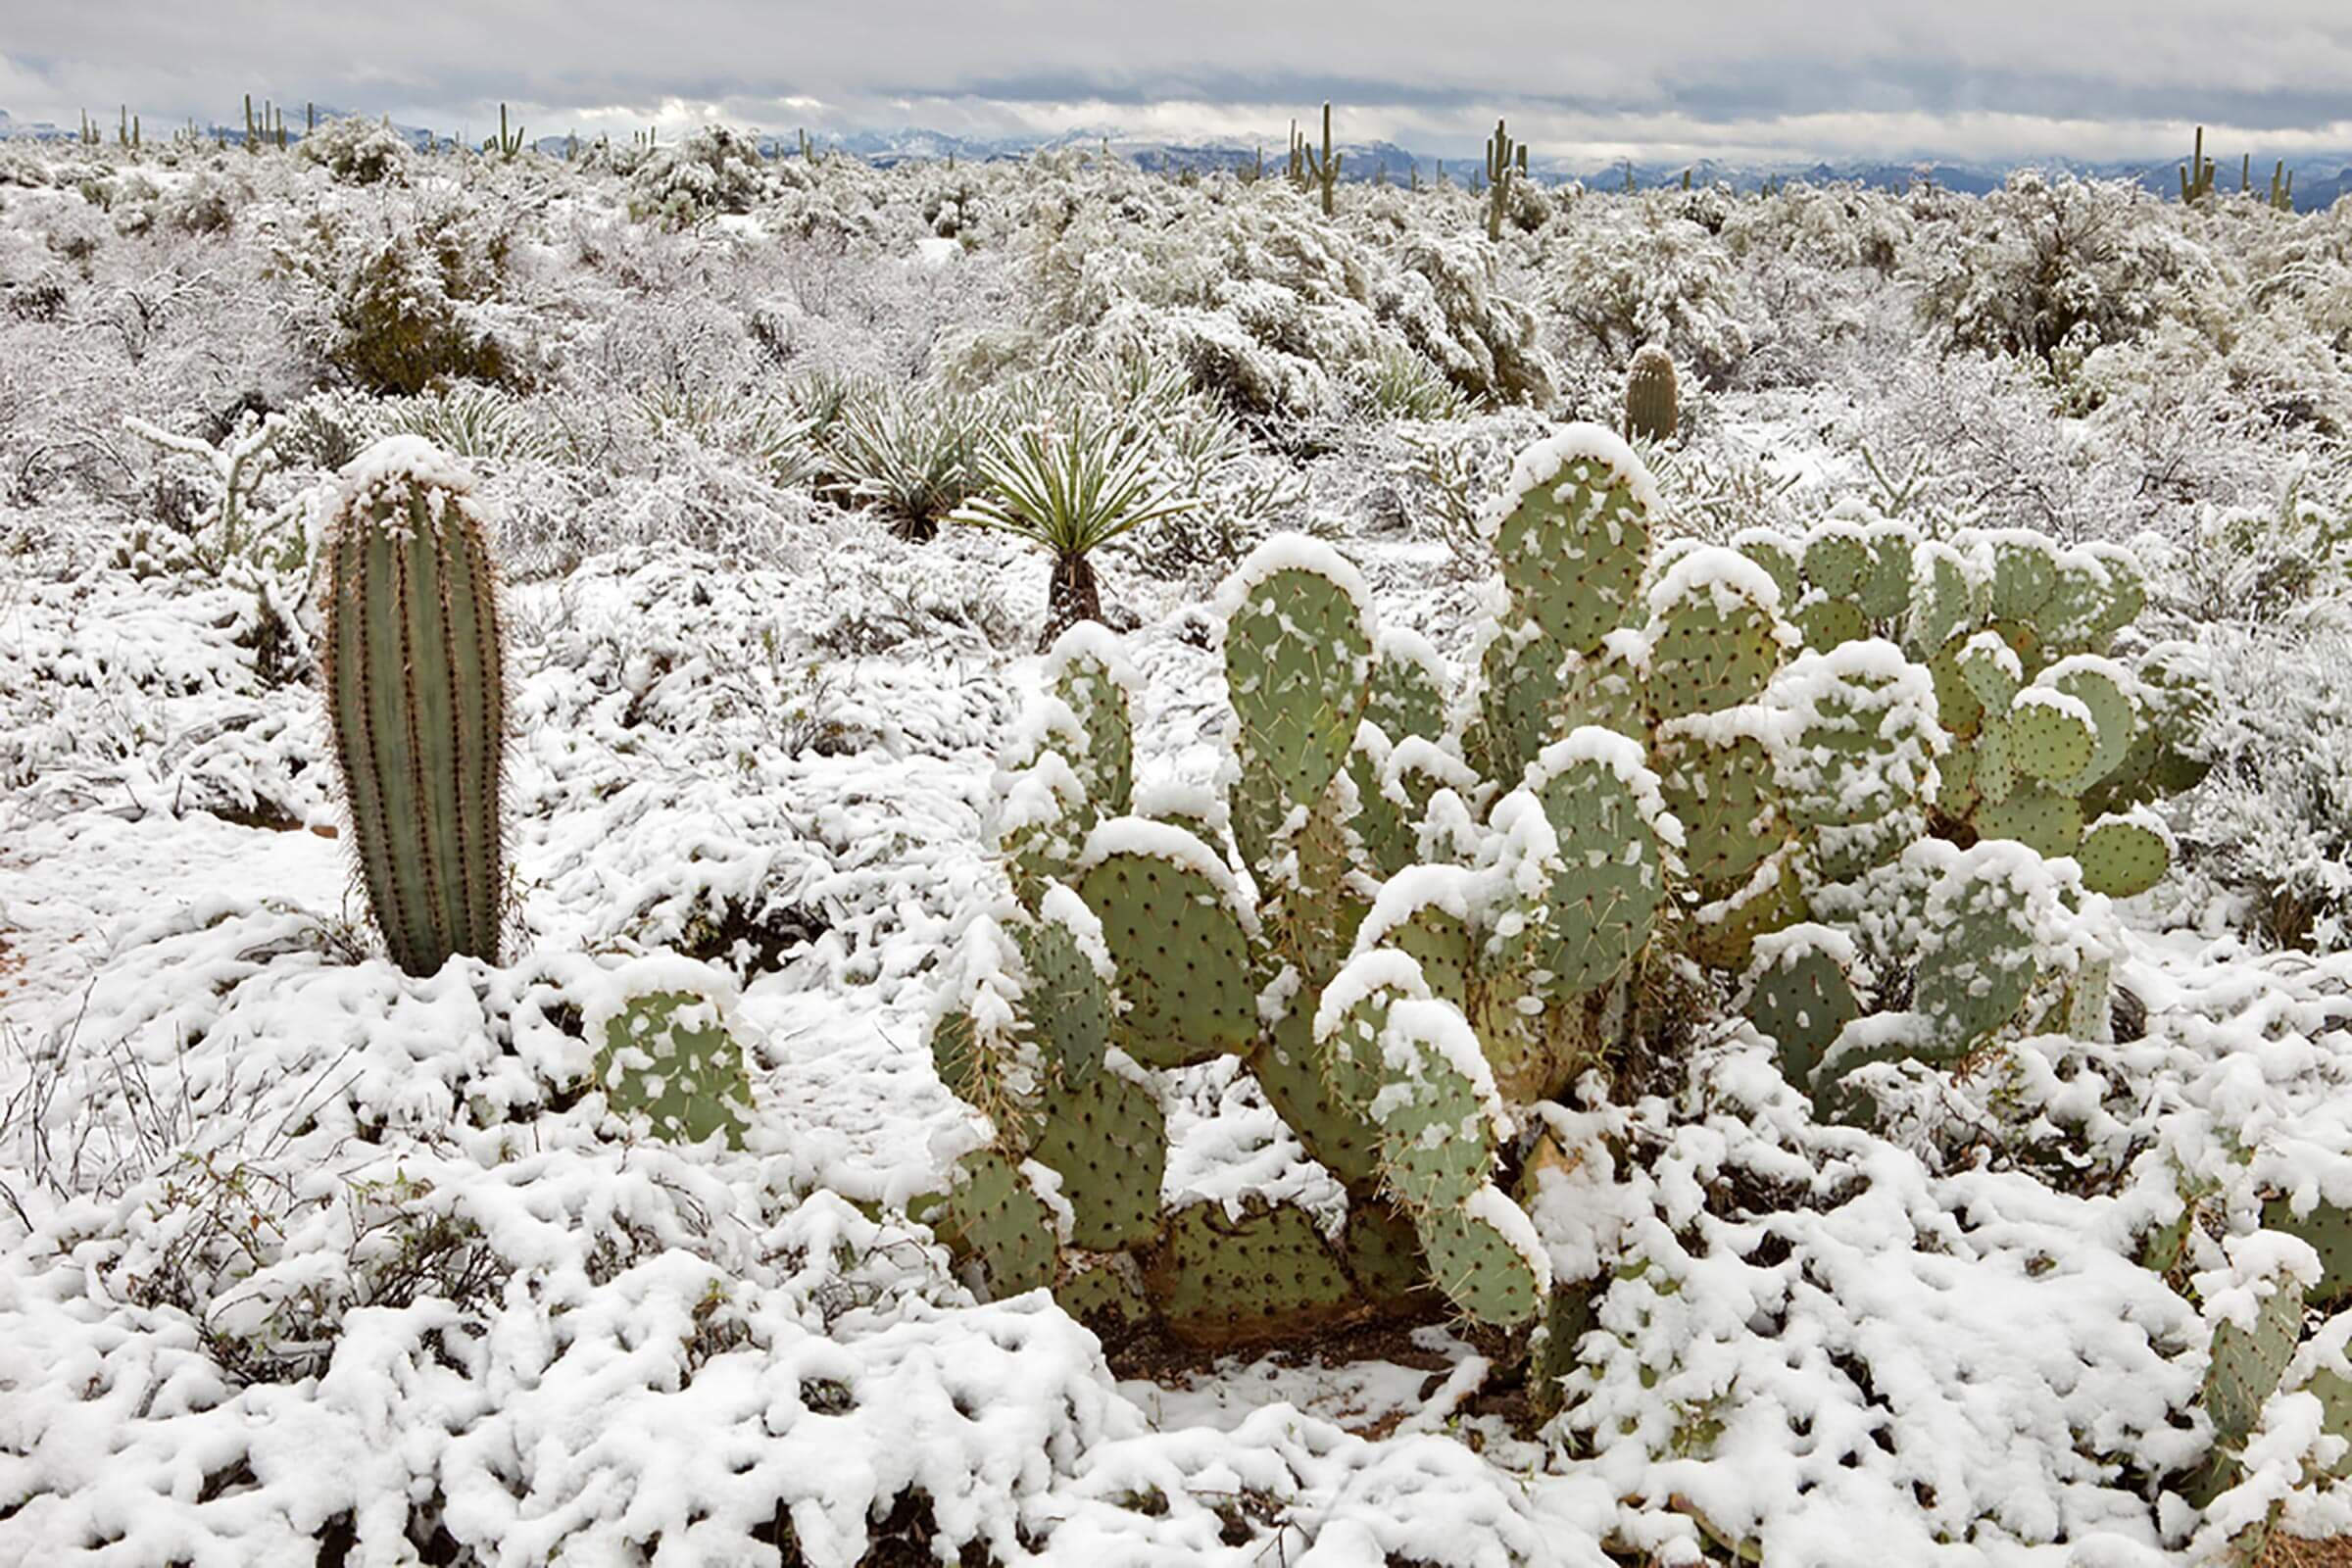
[920,422,2206,1351]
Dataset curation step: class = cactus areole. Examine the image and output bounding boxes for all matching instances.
[320,437,510,976]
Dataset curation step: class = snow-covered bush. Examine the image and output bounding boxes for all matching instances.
[294,114,414,185]
[625,124,785,228]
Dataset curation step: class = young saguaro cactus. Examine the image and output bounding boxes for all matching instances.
[319,436,510,977]
[1624,345,1679,444]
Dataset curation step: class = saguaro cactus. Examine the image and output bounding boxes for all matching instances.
[1487,119,1515,240]
[1303,102,1342,216]
[1624,344,1679,443]
[320,437,510,976]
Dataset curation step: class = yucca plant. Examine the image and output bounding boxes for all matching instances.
[826,382,983,540]
[954,407,1197,645]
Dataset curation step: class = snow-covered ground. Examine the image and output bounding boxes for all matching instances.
[6,126,2352,1565]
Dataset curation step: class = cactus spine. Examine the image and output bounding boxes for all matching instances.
[320,439,510,977]
[1624,344,1679,444]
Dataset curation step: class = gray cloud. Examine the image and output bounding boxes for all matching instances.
[4,1,2349,162]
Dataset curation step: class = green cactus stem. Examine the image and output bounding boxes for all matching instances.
[320,438,510,976]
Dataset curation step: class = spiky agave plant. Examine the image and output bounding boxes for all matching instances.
[954,406,1196,646]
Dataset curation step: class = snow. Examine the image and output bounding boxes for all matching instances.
[1645,541,1788,618]
[5,134,2352,1567]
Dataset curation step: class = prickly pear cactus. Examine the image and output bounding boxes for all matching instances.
[583,960,757,1149]
[320,436,509,976]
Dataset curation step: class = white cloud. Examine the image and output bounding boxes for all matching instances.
[4,1,2348,162]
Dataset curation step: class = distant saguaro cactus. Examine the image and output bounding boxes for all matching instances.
[320,438,510,976]
[1624,345,1679,444]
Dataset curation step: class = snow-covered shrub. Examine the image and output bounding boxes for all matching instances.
[1543,196,1754,409]
[273,198,525,394]
[625,124,782,228]
[294,114,413,185]
[1910,172,2228,369]
[2181,626,2352,949]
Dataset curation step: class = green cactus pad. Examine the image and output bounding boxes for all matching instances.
[1339,1197,1435,1313]
[1369,999,1500,1215]
[1029,1068,1165,1252]
[1958,632,2023,711]
[1217,549,1374,866]
[1556,637,1651,741]
[1976,718,2016,808]
[2082,543,2146,643]
[1368,631,1451,745]
[915,1149,1058,1298]
[1645,559,1786,721]
[2263,1197,2352,1311]
[1913,846,2044,1053]
[1985,532,2059,620]
[1741,927,1863,1093]
[1657,720,1783,898]
[1767,643,1942,882]
[1500,733,1671,996]
[1796,595,1870,653]
[1859,523,1919,621]
[997,756,1091,913]
[1733,527,1804,608]
[1346,737,1413,881]
[1370,891,1477,1013]
[2077,813,2170,899]
[2045,662,2135,797]
[1689,849,1808,971]
[1076,827,1258,1068]
[1936,736,1982,818]
[1250,1000,1383,1189]
[1801,523,1870,601]
[1907,544,1983,661]
[1146,1199,1363,1349]
[1262,773,1374,985]
[1417,1190,1548,1327]
[2206,1273,2308,1456]
[1927,638,1986,738]
[1316,953,1430,1126]
[1493,438,1654,654]
[1056,1254,1152,1327]
[1973,780,2082,859]
[1013,903,1114,1083]
[2006,691,2096,783]
[592,985,756,1149]
[1474,621,1564,790]
[2038,552,2113,654]
[1047,626,1137,817]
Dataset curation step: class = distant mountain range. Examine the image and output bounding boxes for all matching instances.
[4,105,2344,212]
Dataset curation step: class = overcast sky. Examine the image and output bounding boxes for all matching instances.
[5,2,2350,166]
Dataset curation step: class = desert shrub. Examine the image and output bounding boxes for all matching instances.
[295,115,413,185]
[277,200,524,394]
[626,125,785,228]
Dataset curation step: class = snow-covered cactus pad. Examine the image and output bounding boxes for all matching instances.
[1213,537,1375,873]
[1489,425,1657,654]
[319,435,509,976]
[1763,639,1942,884]
[1740,923,1864,1097]
[1075,820,1259,1068]
[584,959,756,1149]
[1046,622,1139,819]
[1494,729,1676,1002]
